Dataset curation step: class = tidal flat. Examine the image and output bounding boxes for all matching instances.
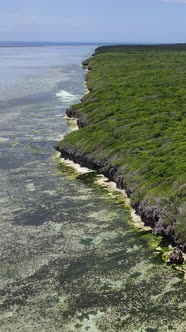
[0,45,186,332]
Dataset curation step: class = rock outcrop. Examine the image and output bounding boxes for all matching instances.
[167,247,184,265]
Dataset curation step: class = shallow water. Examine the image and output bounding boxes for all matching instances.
[0,45,186,332]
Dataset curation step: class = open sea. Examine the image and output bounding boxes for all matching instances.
[0,43,186,332]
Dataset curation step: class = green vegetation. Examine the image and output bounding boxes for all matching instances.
[58,45,186,241]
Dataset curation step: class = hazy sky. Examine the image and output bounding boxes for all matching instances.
[0,0,186,43]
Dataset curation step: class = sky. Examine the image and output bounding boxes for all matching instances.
[0,0,186,43]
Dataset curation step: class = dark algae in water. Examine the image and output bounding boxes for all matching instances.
[57,44,186,247]
[1,45,186,332]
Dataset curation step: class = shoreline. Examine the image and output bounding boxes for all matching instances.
[56,118,186,267]
[55,48,186,265]
[56,150,150,231]
[56,150,186,273]
[56,73,151,231]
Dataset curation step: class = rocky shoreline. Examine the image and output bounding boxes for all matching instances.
[56,135,186,264]
[55,60,186,265]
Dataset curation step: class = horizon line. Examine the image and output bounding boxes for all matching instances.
[0,41,186,47]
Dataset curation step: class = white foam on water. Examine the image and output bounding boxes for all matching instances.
[25,183,36,192]
[56,90,78,103]
[42,190,57,196]
[0,137,9,143]
[57,134,65,140]
[32,136,43,140]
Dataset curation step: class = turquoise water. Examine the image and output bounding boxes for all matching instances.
[0,45,186,332]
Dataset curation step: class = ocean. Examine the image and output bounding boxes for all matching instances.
[0,44,186,332]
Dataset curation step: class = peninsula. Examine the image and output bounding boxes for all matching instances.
[56,44,186,249]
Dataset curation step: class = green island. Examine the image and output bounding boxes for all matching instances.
[57,44,186,249]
